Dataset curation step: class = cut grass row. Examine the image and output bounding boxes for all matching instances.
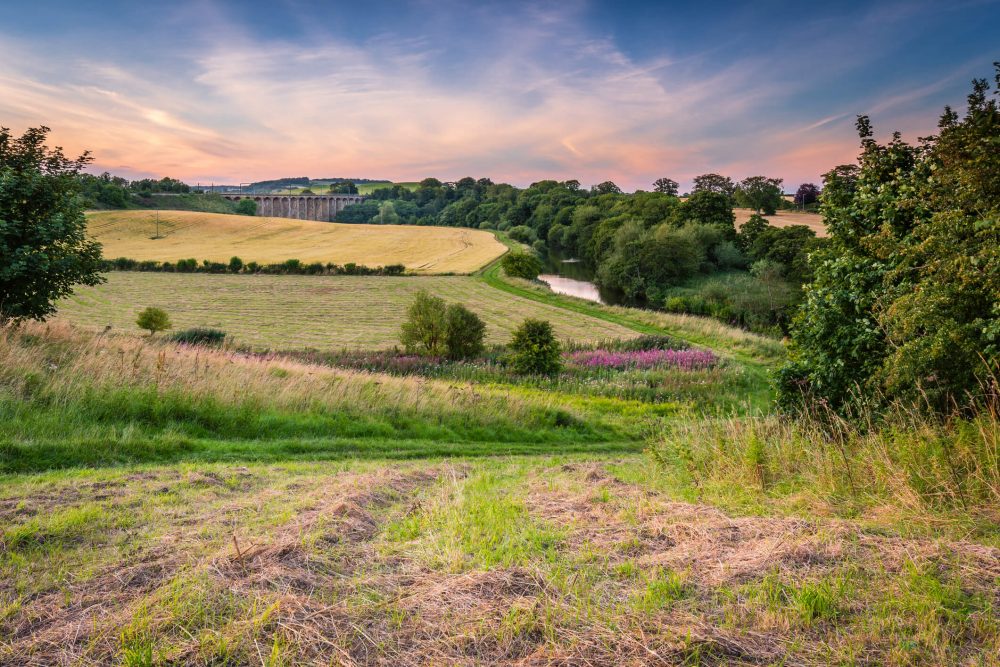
[2,458,995,664]
[56,272,636,349]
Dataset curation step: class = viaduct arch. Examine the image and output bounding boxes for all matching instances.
[221,194,364,222]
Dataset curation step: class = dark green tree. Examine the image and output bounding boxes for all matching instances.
[592,181,623,195]
[235,199,257,216]
[0,126,104,322]
[692,173,736,197]
[509,318,562,375]
[680,190,736,234]
[501,251,542,280]
[652,178,679,195]
[443,303,486,360]
[736,176,784,215]
[738,213,770,252]
[400,290,448,355]
[780,65,1000,413]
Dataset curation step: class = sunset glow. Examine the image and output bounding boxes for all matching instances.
[3,0,997,189]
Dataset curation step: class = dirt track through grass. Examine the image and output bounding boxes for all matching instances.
[56,273,636,348]
[2,458,996,665]
[87,210,506,274]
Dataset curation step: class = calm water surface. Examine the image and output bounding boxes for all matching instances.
[537,274,605,303]
[537,253,621,305]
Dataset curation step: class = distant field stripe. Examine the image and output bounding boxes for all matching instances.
[87,210,506,274]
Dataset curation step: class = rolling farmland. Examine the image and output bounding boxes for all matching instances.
[57,273,636,348]
[86,210,506,274]
[734,208,827,236]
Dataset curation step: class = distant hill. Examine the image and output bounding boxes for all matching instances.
[246,177,393,193]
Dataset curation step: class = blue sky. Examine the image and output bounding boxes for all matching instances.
[2,0,997,190]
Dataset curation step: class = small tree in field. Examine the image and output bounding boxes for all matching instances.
[0,126,104,322]
[501,251,542,280]
[509,319,562,375]
[400,290,447,355]
[136,307,171,336]
[235,199,257,216]
[444,303,486,360]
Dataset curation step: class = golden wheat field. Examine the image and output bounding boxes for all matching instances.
[56,273,636,348]
[86,210,507,274]
[734,208,827,236]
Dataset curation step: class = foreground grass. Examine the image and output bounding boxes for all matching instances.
[87,210,506,274]
[2,457,996,665]
[57,272,636,349]
[0,323,664,473]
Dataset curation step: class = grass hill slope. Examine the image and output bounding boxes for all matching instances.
[58,273,636,348]
[87,210,506,274]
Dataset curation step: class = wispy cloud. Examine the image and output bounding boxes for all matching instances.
[0,0,993,189]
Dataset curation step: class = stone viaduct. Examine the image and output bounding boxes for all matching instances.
[222,194,364,222]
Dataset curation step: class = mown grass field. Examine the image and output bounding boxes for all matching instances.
[734,208,827,236]
[3,456,996,665]
[56,273,637,348]
[87,210,506,274]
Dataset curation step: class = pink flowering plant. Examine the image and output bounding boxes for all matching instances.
[566,348,717,370]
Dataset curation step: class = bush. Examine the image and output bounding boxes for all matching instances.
[235,199,257,216]
[509,319,562,375]
[443,303,486,360]
[399,290,447,355]
[136,307,171,335]
[507,225,537,243]
[400,292,487,359]
[169,327,227,346]
[228,256,244,273]
[501,251,542,280]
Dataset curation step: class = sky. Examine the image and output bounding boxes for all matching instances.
[1,0,998,191]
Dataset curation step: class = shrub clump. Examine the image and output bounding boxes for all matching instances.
[509,318,562,375]
[169,327,227,346]
[400,290,486,359]
[501,251,542,280]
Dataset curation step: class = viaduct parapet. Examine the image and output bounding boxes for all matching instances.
[221,194,364,222]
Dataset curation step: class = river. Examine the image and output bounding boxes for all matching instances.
[537,253,621,305]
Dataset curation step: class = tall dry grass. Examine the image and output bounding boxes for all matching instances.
[651,401,1000,535]
[0,321,606,448]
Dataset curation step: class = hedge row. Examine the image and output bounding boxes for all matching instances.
[100,257,407,276]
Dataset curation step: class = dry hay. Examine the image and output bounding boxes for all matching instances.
[734,208,827,237]
[87,210,507,274]
[56,272,637,348]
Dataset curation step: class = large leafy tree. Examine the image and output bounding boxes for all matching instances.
[736,176,784,215]
[0,126,104,322]
[692,173,736,198]
[780,65,1000,413]
[652,177,679,195]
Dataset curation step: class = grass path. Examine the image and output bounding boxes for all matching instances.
[475,234,783,406]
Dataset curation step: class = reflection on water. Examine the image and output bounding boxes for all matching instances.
[537,252,622,305]
[537,274,606,304]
